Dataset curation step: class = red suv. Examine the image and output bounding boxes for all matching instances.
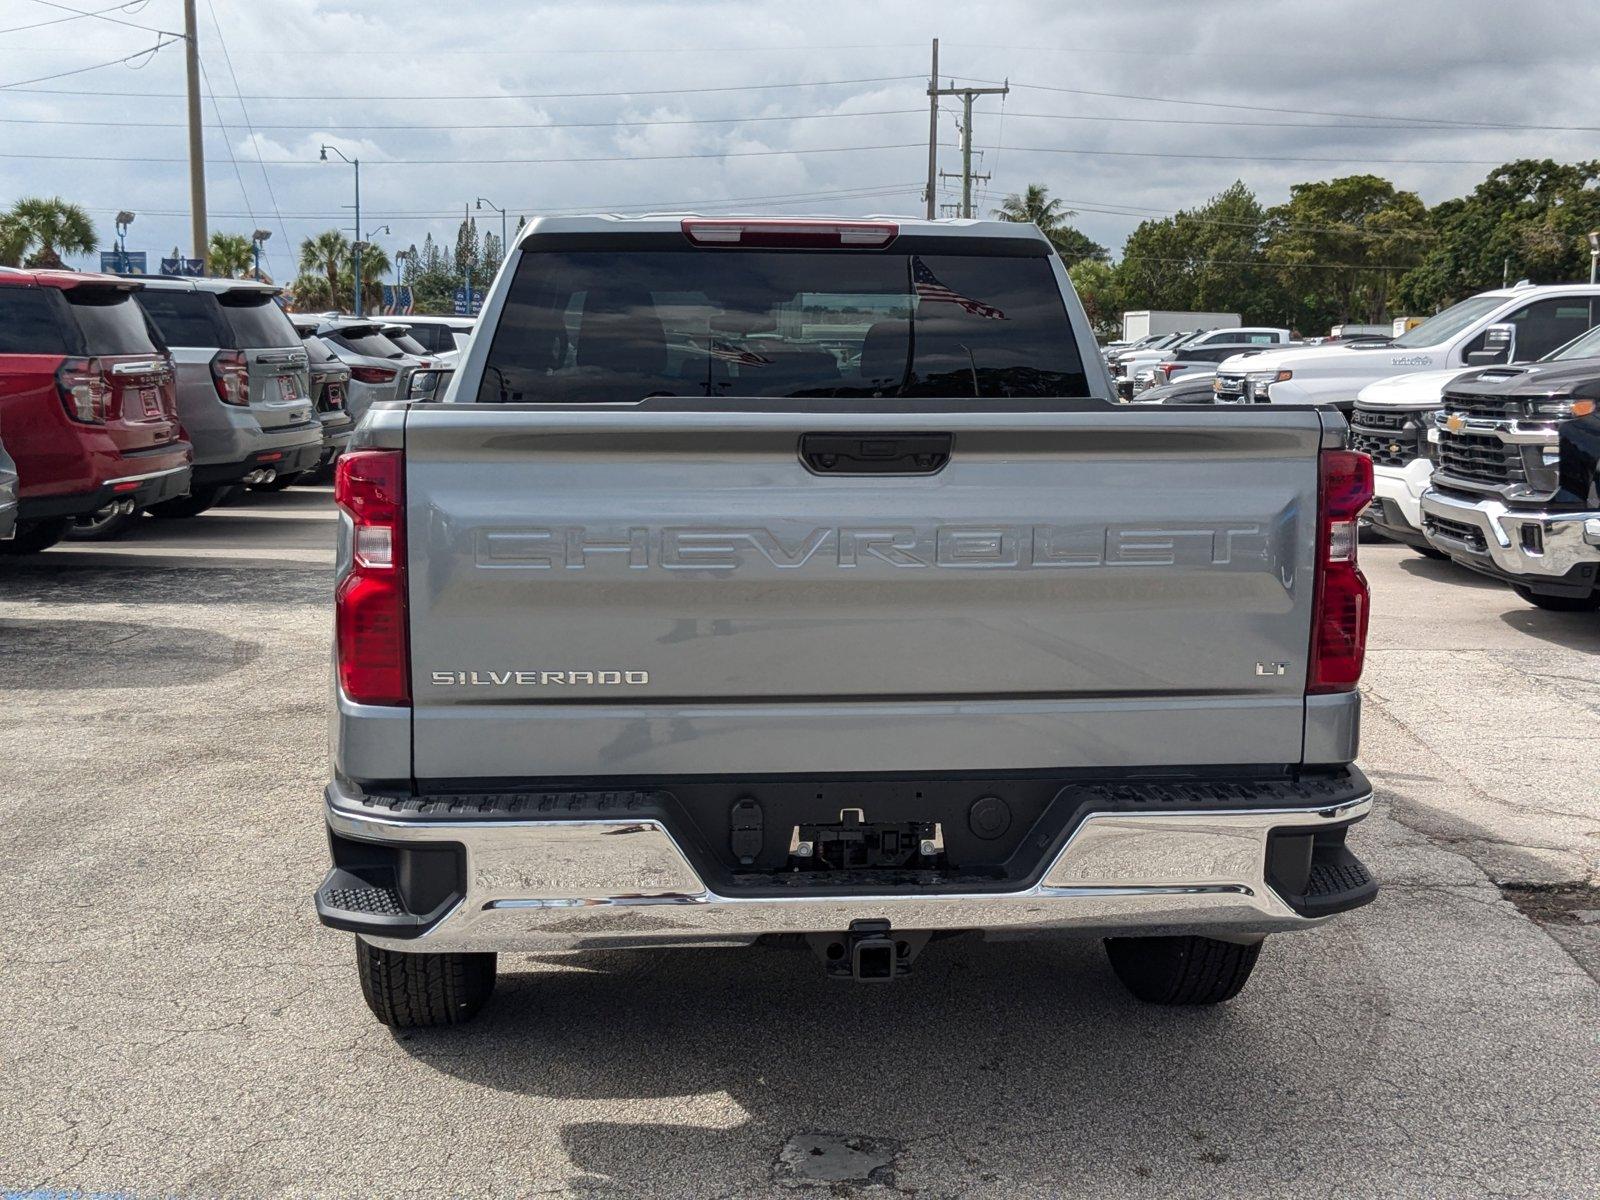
[0,268,192,554]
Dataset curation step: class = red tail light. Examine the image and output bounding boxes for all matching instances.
[1158,363,1180,379]
[55,358,111,423]
[210,349,250,406]
[335,449,409,706]
[1309,449,1373,693]
[350,366,398,385]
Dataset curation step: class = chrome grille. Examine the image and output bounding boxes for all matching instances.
[1436,431,1521,486]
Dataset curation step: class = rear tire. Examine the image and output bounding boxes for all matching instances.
[355,940,496,1028]
[249,471,304,493]
[67,505,139,541]
[147,485,230,519]
[1513,585,1600,612]
[1103,935,1262,1005]
[0,517,71,555]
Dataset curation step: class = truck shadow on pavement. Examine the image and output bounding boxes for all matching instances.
[387,932,1387,1193]
[1497,607,1600,653]
[0,617,259,688]
[1393,553,1505,590]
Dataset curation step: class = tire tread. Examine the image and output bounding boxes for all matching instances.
[355,940,495,1028]
[1104,935,1262,1005]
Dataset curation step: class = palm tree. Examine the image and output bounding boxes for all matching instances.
[0,213,28,268]
[9,196,97,268]
[993,184,1072,238]
[355,242,391,311]
[207,232,254,278]
[288,272,334,311]
[299,229,351,311]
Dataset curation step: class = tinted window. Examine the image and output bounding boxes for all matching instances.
[478,249,1086,403]
[1501,297,1599,362]
[0,287,69,354]
[1392,295,1504,348]
[332,328,407,359]
[1546,323,1600,361]
[219,291,299,348]
[404,323,456,354]
[68,288,160,354]
[138,289,223,347]
[300,334,339,364]
[385,330,429,355]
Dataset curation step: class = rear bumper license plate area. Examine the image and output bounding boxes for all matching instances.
[316,768,1375,951]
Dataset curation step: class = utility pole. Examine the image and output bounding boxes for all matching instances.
[927,76,1009,218]
[924,38,939,219]
[182,0,207,266]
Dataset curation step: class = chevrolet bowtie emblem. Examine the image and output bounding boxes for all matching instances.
[1446,413,1467,433]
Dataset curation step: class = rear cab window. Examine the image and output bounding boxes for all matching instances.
[475,238,1089,404]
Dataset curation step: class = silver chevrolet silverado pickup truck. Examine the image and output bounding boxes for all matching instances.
[315,215,1379,1028]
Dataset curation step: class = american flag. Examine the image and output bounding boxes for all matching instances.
[912,257,1007,320]
[703,339,772,367]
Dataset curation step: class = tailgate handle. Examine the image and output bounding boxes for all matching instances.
[800,432,952,475]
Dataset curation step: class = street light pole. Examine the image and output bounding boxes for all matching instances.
[320,145,361,314]
[475,197,508,262]
[250,229,271,281]
[115,211,135,274]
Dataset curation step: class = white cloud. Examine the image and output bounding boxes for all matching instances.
[1,0,1594,280]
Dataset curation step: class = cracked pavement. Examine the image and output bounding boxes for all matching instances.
[1,497,1596,1199]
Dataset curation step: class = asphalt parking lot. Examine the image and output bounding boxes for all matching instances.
[2,490,1597,1199]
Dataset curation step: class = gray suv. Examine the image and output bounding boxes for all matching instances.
[134,278,323,516]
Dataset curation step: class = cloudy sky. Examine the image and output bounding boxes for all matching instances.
[2,0,1597,281]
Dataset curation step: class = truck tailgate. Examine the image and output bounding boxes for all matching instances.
[404,406,1325,780]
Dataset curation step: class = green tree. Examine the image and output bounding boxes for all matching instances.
[1397,160,1600,311]
[8,196,97,268]
[1113,182,1275,322]
[353,242,392,311]
[206,232,255,278]
[1262,174,1428,330]
[299,229,352,311]
[0,213,28,268]
[289,272,334,311]
[1067,259,1123,340]
[994,183,1107,267]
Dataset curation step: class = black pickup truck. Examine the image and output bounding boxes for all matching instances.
[1420,353,1600,611]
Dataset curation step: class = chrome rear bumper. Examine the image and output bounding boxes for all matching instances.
[322,784,1374,953]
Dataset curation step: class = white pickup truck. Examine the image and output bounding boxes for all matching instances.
[1213,284,1600,411]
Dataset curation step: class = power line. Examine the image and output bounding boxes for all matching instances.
[204,0,291,272]
[0,34,179,88]
[0,0,151,35]
[1008,79,1600,133]
[23,0,172,35]
[195,57,258,264]
[1001,110,1600,135]
[988,142,1562,167]
[38,181,929,221]
[0,107,924,132]
[0,141,936,165]
[0,72,924,101]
